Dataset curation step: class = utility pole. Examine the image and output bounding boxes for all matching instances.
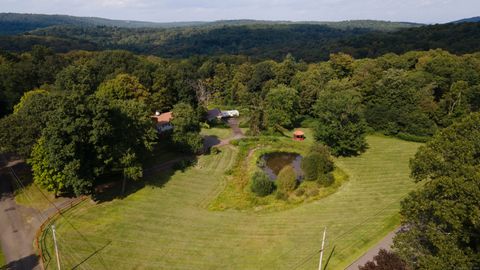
[52,225,61,270]
[318,227,327,270]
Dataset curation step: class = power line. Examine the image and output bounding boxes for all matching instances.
[288,192,412,270]
[4,156,109,270]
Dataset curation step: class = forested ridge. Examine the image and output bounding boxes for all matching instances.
[0,13,421,35]
[1,19,480,61]
[0,12,209,35]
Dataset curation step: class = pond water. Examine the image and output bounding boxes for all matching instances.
[259,152,303,180]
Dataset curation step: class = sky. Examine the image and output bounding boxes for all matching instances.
[0,0,479,24]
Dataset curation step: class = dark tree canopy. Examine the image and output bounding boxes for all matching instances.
[394,113,480,270]
[313,81,368,156]
[263,84,299,130]
[171,102,203,153]
[28,94,156,195]
[0,89,59,157]
[359,249,409,270]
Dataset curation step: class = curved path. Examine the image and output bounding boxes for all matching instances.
[0,155,78,270]
[40,136,421,270]
[203,118,245,149]
[0,156,40,270]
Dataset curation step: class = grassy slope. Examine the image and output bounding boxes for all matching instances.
[41,136,420,270]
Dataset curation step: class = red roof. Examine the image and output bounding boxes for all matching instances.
[151,112,173,125]
[293,130,305,136]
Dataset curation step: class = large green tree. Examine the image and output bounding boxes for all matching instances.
[365,69,437,137]
[0,89,59,157]
[394,113,480,270]
[96,73,150,102]
[29,95,113,195]
[313,80,367,156]
[171,102,203,153]
[29,94,156,195]
[263,84,299,130]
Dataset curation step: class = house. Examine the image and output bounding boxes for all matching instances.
[151,111,173,133]
[207,108,222,121]
[293,130,305,141]
[220,110,240,118]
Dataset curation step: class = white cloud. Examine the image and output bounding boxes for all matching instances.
[1,0,479,23]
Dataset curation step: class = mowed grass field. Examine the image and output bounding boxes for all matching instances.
[41,136,421,270]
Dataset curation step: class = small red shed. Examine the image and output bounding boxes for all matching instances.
[293,130,305,141]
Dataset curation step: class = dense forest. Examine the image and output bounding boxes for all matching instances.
[0,17,479,61]
[0,13,210,35]
[0,13,421,35]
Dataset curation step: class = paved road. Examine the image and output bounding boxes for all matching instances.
[345,229,398,269]
[0,166,41,270]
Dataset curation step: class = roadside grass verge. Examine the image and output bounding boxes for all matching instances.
[14,183,57,211]
[39,136,421,270]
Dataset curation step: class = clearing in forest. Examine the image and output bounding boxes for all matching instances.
[40,136,420,270]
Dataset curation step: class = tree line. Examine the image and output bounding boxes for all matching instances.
[1,47,480,151]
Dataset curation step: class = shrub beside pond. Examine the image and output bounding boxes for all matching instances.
[276,165,297,193]
[301,143,334,186]
[251,171,275,197]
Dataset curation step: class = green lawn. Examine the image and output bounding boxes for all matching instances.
[40,136,421,270]
[201,127,233,140]
[14,183,58,211]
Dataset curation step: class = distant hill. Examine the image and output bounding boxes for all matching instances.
[0,21,475,62]
[0,13,207,35]
[2,13,480,62]
[0,13,422,35]
[196,19,422,31]
[452,16,480,23]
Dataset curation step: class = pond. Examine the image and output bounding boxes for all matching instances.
[259,152,303,180]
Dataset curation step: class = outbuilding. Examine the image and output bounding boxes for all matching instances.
[220,110,240,118]
[207,108,222,121]
[293,130,305,141]
[151,111,173,133]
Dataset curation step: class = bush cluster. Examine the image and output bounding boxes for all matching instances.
[301,144,334,186]
[250,171,275,196]
[276,165,297,193]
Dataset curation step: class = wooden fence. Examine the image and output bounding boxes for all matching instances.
[35,196,88,270]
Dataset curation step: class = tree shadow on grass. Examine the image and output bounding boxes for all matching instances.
[203,135,221,150]
[92,156,198,203]
[71,241,111,270]
[0,254,38,270]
